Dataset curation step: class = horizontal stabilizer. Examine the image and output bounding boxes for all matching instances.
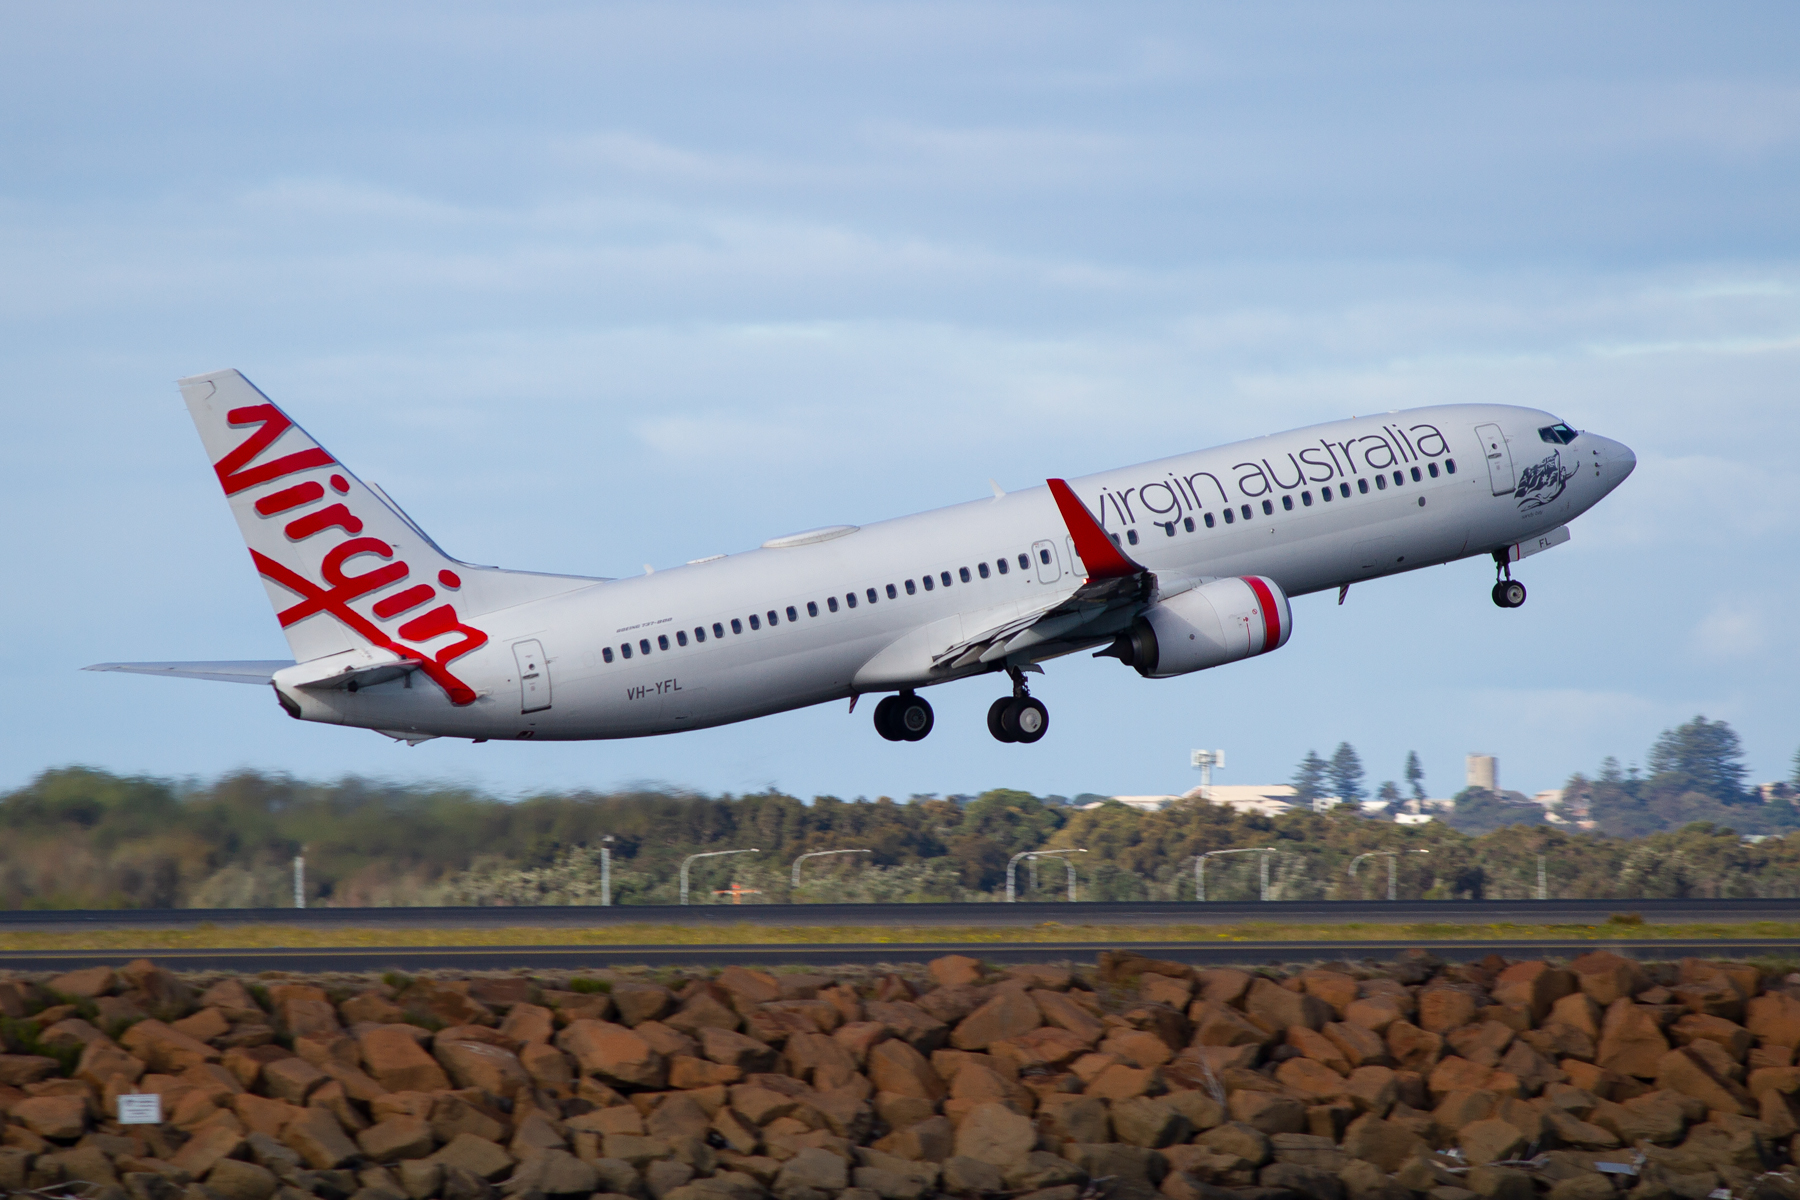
[84,661,293,685]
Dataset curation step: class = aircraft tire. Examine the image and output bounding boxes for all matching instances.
[1003,697,1049,744]
[896,694,934,741]
[987,697,1017,743]
[1494,580,1527,608]
[873,695,904,741]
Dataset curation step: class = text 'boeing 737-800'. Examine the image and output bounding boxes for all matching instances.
[88,370,1635,746]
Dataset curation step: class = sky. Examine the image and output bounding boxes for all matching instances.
[2,2,1798,806]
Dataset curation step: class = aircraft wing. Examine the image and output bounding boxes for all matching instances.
[83,661,294,685]
[931,478,1155,670]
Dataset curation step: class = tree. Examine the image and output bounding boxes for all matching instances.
[1292,751,1330,803]
[1405,752,1426,801]
[1791,746,1800,791]
[1329,743,1366,804]
[1647,716,1747,804]
[1377,781,1403,812]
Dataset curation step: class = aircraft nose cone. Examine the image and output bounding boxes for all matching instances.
[1614,439,1636,479]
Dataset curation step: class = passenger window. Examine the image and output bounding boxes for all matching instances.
[1428,462,1439,478]
[941,571,953,586]
[1038,549,1051,565]
[905,579,916,595]
[1301,491,1312,507]
[658,634,670,651]
[1410,466,1421,482]
[1321,487,1332,501]
[603,646,614,663]
[1183,516,1194,531]
[1357,479,1369,494]
[1340,482,1351,497]
[1223,508,1234,524]
[887,583,898,597]
[1263,499,1275,515]
[996,559,1008,575]
[1017,553,1030,569]
[676,631,687,647]
[749,615,761,630]
[1126,529,1139,545]
[977,563,989,579]
[828,596,839,612]
[1204,512,1216,527]
[1109,532,1121,547]
[1446,458,1457,474]
[846,593,857,608]
[807,601,819,617]
[768,610,779,625]
[958,567,971,583]
[713,622,725,638]
[866,588,878,604]
[1240,504,1252,520]
[1162,523,1175,537]
[621,643,632,659]
[786,606,798,622]
[1393,471,1403,486]
[640,638,652,654]
[1376,475,1387,490]
[695,627,707,643]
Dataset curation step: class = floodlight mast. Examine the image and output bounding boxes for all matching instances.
[791,849,871,890]
[1192,846,1275,901]
[1347,849,1430,900]
[1007,849,1087,901]
[680,848,760,905]
[1190,748,1225,800]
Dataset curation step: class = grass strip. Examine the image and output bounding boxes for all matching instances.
[0,919,1798,951]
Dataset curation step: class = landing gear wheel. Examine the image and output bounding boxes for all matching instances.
[895,693,934,741]
[1002,697,1049,744]
[987,697,1017,743]
[1492,580,1527,608]
[873,695,904,741]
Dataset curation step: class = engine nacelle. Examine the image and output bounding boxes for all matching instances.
[1105,575,1292,678]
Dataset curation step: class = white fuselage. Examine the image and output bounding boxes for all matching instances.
[280,403,1634,741]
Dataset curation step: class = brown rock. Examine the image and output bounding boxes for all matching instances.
[954,1102,1035,1167]
[1340,1113,1426,1172]
[1670,1014,1752,1061]
[1289,1027,1350,1075]
[232,1093,304,1138]
[1140,975,1194,1009]
[1324,1022,1392,1069]
[1558,1059,1621,1099]
[1596,1000,1670,1078]
[1229,1091,1307,1135]
[48,966,116,999]
[1496,1040,1565,1095]
[874,1114,954,1162]
[1299,972,1360,1019]
[1654,1046,1755,1114]
[559,1020,667,1090]
[1246,978,1332,1034]
[1343,1067,1398,1117]
[1101,1029,1175,1070]
[1110,1097,1190,1149]
[665,989,740,1037]
[1427,1057,1497,1097]
[865,1001,951,1053]
[499,1002,554,1046]
[434,1039,529,1095]
[341,990,407,1025]
[869,1038,945,1101]
[951,989,1041,1051]
[702,1027,779,1074]
[1457,1118,1525,1166]
[611,982,677,1027]
[429,1131,516,1181]
[1548,993,1601,1039]
[1086,1063,1162,1101]
[1541,1107,1617,1149]
[1747,993,1800,1051]
[1491,962,1575,1024]
[1196,970,1253,1007]
[715,966,783,1006]
[1278,1058,1351,1103]
[0,1054,63,1086]
[171,1125,245,1176]
[76,1039,145,1090]
[1191,1002,1272,1049]
[1344,996,1406,1035]
[283,1105,359,1169]
[205,1158,278,1200]
[929,956,985,988]
[993,1026,1091,1072]
[121,1020,220,1073]
[13,1094,87,1141]
[359,1027,451,1094]
[1432,1089,1497,1134]
[358,1116,435,1163]
[261,1057,329,1104]
[1417,989,1479,1035]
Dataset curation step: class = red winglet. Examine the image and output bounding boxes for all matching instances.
[1046,478,1142,580]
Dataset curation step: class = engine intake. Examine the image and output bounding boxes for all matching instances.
[1103,575,1292,678]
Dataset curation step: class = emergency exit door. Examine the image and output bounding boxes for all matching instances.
[1475,424,1516,495]
[513,640,551,713]
[1031,539,1062,584]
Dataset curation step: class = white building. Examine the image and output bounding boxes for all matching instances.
[1092,784,1304,819]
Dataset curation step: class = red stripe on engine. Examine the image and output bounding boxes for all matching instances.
[1242,575,1281,653]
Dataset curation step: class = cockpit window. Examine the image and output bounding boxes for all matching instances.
[1539,422,1578,444]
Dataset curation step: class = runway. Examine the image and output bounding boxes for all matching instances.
[0,938,1796,974]
[1,896,1796,932]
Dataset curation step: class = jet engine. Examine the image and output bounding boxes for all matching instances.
[1102,575,1292,678]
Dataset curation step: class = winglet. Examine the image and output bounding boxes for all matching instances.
[1046,478,1142,580]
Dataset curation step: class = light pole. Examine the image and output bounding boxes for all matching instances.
[1024,849,1087,901]
[293,852,305,909]
[680,848,760,905]
[1348,849,1430,900]
[600,836,614,907]
[1190,749,1225,800]
[791,849,871,892]
[1196,847,1276,901]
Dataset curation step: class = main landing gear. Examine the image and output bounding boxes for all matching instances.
[1491,551,1527,609]
[875,691,934,742]
[988,668,1049,744]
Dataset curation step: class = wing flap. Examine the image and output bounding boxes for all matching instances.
[83,661,294,685]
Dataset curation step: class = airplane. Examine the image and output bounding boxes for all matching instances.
[89,370,1635,746]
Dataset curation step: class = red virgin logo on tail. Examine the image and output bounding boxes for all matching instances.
[218,404,488,705]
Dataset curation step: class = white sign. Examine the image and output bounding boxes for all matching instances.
[117,1094,162,1125]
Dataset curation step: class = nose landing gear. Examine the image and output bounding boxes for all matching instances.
[1491,551,1527,608]
[988,668,1049,744]
[875,691,934,741]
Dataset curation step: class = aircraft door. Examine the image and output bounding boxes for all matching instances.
[1032,539,1062,584]
[1475,423,1516,495]
[513,639,551,713]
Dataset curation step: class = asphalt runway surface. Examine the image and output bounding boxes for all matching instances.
[2,897,1797,932]
[1,939,1796,974]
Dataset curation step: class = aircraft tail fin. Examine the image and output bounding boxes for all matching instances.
[178,369,598,705]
